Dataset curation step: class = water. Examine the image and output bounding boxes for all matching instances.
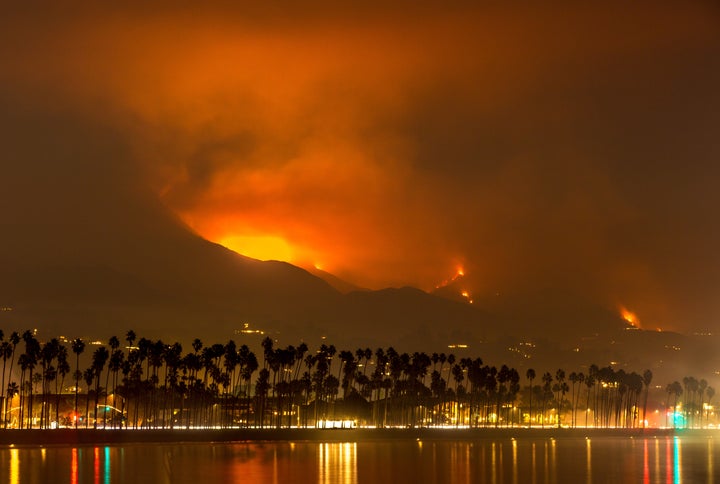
[0,436,717,483]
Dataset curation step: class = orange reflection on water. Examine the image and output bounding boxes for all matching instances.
[512,439,518,484]
[586,438,592,484]
[318,443,357,484]
[9,448,19,484]
[531,442,537,484]
[643,439,649,484]
[94,447,100,484]
[491,442,496,484]
[71,448,78,484]
[708,439,714,481]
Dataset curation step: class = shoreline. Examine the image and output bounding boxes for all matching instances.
[0,427,715,447]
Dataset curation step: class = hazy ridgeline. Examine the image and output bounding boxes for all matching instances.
[0,329,715,430]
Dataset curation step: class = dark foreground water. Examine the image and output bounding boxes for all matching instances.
[0,436,717,483]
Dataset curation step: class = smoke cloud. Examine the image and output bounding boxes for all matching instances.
[2,2,720,331]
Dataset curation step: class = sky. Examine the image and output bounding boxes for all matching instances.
[2,2,720,332]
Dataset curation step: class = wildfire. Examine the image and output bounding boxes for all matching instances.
[435,266,466,289]
[460,290,474,304]
[220,235,294,262]
[620,306,640,328]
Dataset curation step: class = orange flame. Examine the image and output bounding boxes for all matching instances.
[620,306,640,327]
[434,265,467,289]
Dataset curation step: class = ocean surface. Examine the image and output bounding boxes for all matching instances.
[0,436,716,483]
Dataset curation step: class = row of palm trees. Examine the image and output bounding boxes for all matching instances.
[0,328,716,429]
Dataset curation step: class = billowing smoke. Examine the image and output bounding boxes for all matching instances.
[2,2,720,332]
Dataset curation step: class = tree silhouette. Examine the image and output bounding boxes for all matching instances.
[642,369,652,428]
[526,369,536,428]
[71,338,85,429]
[91,346,109,429]
[2,324,720,432]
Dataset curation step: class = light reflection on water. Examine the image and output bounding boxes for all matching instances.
[0,437,718,483]
[9,448,18,484]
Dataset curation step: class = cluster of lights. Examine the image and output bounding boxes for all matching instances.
[236,323,265,335]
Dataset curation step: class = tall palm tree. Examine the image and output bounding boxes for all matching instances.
[641,369,652,428]
[554,369,567,427]
[125,330,137,349]
[55,345,70,426]
[102,336,121,428]
[39,338,60,428]
[698,379,708,429]
[706,387,715,428]
[583,375,595,428]
[91,346,109,429]
[3,331,20,428]
[540,372,552,428]
[526,368,536,428]
[665,381,683,428]
[21,331,40,429]
[71,338,85,428]
[107,346,124,428]
[5,382,19,427]
[0,340,12,428]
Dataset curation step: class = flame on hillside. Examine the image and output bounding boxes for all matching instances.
[435,266,465,289]
[434,266,473,303]
[620,306,640,328]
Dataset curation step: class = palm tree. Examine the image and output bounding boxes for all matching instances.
[71,338,85,428]
[706,387,715,428]
[573,373,585,428]
[526,368,535,428]
[665,381,683,428]
[55,345,70,425]
[125,330,137,349]
[642,369,652,428]
[698,379,708,429]
[540,372,552,428]
[554,369,566,427]
[21,331,40,429]
[107,345,124,428]
[104,336,120,420]
[83,367,94,428]
[584,375,595,427]
[568,372,579,427]
[39,338,60,428]
[91,346,109,429]
[5,382,19,427]
[0,340,12,428]
[3,331,20,428]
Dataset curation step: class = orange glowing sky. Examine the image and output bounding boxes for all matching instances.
[2,2,720,330]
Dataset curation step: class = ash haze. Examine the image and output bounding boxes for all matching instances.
[1,1,720,337]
